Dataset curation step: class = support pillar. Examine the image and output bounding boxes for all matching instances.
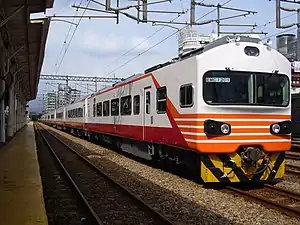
[21,100,25,128]
[15,89,18,132]
[16,95,20,131]
[13,82,17,133]
[7,75,15,137]
[0,79,5,143]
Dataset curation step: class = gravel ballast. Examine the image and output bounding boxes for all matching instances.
[40,123,300,225]
[277,159,300,192]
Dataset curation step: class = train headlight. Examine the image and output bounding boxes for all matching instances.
[204,120,231,136]
[271,124,280,134]
[221,124,230,134]
[270,120,292,135]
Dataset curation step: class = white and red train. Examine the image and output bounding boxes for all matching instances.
[41,35,291,183]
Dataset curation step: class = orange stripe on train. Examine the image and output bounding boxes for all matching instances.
[179,127,272,133]
[176,120,278,126]
[174,114,291,119]
[186,142,291,153]
[183,134,290,141]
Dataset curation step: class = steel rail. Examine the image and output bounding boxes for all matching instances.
[286,164,300,175]
[34,124,104,225]
[226,185,300,217]
[264,184,300,200]
[37,122,176,225]
[286,153,300,161]
[286,164,300,170]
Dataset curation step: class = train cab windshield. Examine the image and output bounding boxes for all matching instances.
[203,70,290,107]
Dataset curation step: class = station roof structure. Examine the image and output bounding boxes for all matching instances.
[1,0,54,101]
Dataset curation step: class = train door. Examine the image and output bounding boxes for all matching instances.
[143,87,152,140]
[111,98,120,133]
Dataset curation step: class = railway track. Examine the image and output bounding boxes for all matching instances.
[286,153,300,161]
[226,184,300,218]
[286,164,300,176]
[35,123,175,225]
[34,124,102,225]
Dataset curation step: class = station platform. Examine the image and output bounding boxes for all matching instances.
[0,122,48,225]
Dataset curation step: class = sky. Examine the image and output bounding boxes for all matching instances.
[28,0,300,113]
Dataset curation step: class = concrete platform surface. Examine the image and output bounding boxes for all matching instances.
[0,122,48,225]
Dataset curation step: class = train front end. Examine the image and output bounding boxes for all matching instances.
[190,36,291,183]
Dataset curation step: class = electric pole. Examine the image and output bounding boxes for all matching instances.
[192,1,267,36]
[275,0,300,60]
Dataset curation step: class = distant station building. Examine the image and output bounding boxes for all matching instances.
[276,34,297,61]
[177,27,213,57]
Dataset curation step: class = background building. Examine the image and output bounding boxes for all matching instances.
[276,34,297,61]
[177,27,213,57]
[44,92,56,113]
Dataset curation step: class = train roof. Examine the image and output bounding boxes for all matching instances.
[144,35,261,74]
[111,73,144,88]
[109,35,262,87]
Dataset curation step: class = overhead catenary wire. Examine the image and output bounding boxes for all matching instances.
[103,13,183,71]
[246,12,297,33]
[55,0,92,75]
[262,26,297,40]
[104,0,205,72]
[251,6,299,40]
[53,0,84,71]
[105,0,232,77]
[104,3,197,71]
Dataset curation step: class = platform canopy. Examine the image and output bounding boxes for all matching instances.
[1,0,54,101]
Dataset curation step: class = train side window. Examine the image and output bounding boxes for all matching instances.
[79,108,83,117]
[56,112,63,119]
[133,95,140,115]
[96,102,102,116]
[121,95,132,115]
[157,86,167,114]
[111,98,119,116]
[103,100,110,116]
[146,91,150,114]
[180,84,193,108]
[93,99,96,117]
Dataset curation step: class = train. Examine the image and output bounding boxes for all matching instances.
[40,35,292,183]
